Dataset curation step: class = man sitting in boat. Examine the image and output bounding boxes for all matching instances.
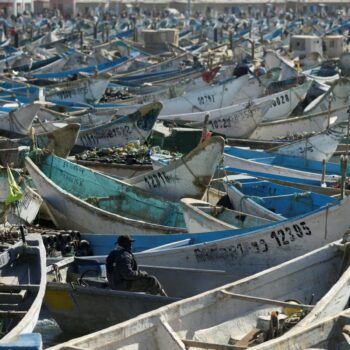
[106,235,167,296]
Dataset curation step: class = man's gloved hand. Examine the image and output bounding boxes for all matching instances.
[139,270,148,278]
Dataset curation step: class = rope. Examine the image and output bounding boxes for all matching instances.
[239,195,264,213]
[293,192,312,200]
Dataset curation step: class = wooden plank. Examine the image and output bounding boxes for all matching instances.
[0,304,19,311]
[46,256,75,273]
[0,295,22,303]
[342,326,350,345]
[0,290,26,303]
[343,325,350,335]
[182,339,246,350]
[231,328,262,348]
[220,291,314,311]
[0,310,26,318]
[0,285,39,292]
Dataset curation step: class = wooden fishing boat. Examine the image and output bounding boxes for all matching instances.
[224,146,343,186]
[25,154,187,235]
[47,239,350,350]
[0,233,46,343]
[125,71,216,105]
[253,310,350,350]
[75,102,162,149]
[223,174,339,221]
[264,50,299,80]
[160,100,272,139]
[0,123,80,167]
[126,136,224,201]
[248,108,338,140]
[180,198,273,233]
[159,69,280,116]
[37,106,113,130]
[133,193,350,277]
[0,167,42,225]
[44,262,236,337]
[303,65,340,85]
[30,56,128,80]
[0,104,40,137]
[163,80,311,139]
[304,77,350,123]
[46,75,111,105]
[267,122,346,162]
[0,333,43,349]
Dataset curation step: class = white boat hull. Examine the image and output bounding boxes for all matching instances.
[127,136,225,201]
[137,196,350,277]
[249,112,337,140]
[224,150,339,183]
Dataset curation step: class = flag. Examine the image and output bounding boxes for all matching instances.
[5,166,22,205]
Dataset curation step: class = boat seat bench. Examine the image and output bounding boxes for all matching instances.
[0,310,26,318]
[0,284,40,291]
[0,289,26,302]
[220,290,314,311]
[182,339,246,349]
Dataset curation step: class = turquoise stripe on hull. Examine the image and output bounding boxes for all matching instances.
[36,155,185,229]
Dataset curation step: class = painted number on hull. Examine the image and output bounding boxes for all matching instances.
[272,94,290,107]
[144,172,171,188]
[270,221,311,247]
[197,95,215,105]
[209,118,231,129]
[194,239,269,262]
[208,109,253,130]
[80,125,132,146]
[193,221,312,263]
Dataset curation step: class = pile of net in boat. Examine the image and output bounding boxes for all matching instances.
[75,142,182,165]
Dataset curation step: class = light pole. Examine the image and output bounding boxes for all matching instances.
[13,0,17,16]
[187,0,191,19]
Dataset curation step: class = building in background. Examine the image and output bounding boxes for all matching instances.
[34,0,50,14]
[0,0,34,16]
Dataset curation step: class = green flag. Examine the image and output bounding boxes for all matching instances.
[5,166,22,205]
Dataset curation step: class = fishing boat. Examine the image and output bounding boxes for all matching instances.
[160,100,273,139]
[248,108,338,140]
[30,56,128,80]
[253,310,350,350]
[46,239,350,350]
[0,233,46,343]
[25,154,186,235]
[0,333,43,349]
[133,192,350,277]
[46,75,111,105]
[264,50,300,80]
[0,104,40,137]
[180,198,273,233]
[126,136,224,201]
[223,174,339,221]
[0,167,42,225]
[267,122,347,162]
[176,81,311,137]
[0,123,80,167]
[224,146,344,186]
[75,102,162,149]
[159,69,280,116]
[304,77,350,123]
[37,106,114,130]
[44,262,236,336]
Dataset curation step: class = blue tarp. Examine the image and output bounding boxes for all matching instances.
[31,56,128,79]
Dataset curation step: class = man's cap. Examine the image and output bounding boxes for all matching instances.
[117,235,135,245]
